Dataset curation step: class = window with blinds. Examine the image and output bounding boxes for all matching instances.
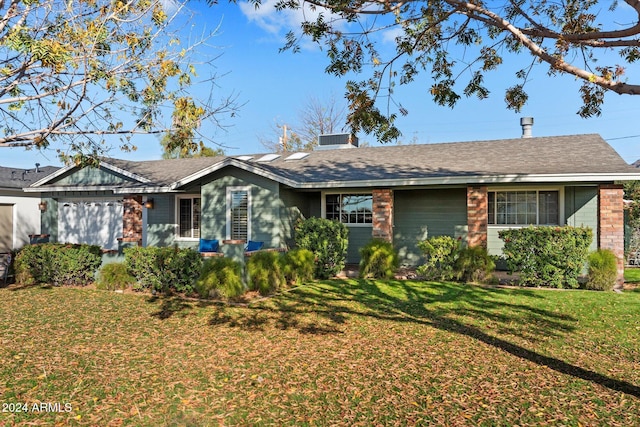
[228,188,250,241]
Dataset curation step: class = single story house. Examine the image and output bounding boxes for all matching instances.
[0,164,59,252]
[25,131,640,282]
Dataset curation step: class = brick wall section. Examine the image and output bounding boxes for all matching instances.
[598,184,625,286]
[372,189,393,242]
[122,195,143,245]
[467,185,488,248]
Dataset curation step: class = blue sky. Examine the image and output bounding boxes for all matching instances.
[4,1,640,169]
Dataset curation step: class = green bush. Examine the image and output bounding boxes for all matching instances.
[586,249,618,291]
[359,239,398,279]
[416,236,461,281]
[455,246,495,283]
[124,246,202,294]
[195,257,244,299]
[295,217,349,279]
[246,251,286,296]
[282,248,315,285]
[14,243,102,286]
[499,226,593,288]
[96,263,136,291]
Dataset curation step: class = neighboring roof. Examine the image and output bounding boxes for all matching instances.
[27,134,640,192]
[633,159,640,168]
[0,165,60,190]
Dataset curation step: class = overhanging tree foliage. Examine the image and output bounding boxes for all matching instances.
[0,0,237,164]
[254,0,640,142]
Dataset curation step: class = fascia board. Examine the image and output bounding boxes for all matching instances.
[290,173,640,189]
[23,185,121,193]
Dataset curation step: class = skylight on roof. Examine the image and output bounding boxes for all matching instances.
[236,155,253,161]
[256,154,281,162]
[284,152,310,161]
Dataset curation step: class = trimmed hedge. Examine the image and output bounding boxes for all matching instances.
[499,226,593,288]
[15,243,102,286]
[295,217,349,279]
[124,246,202,294]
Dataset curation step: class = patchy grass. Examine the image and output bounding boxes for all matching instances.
[624,267,640,283]
[0,281,639,426]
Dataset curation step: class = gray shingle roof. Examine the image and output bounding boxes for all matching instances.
[115,134,637,185]
[0,165,60,189]
[32,134,640,191]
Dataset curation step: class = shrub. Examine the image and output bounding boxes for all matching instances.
[359,239,398,279]
[282,248,315,285]
[586,249,619,291]
[195,257,244,299]
[124,246,202,294]
[416,236,461,281]
[499,226,593,288]
[455,246,495,283]
[14,243,101,286]
[295,217,349,279]
[246,251,286,295]
[96,263,136,291]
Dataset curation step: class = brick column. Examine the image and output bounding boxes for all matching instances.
[598,184,625,287]
[122,195,143,246]
[372,189,393,242]
[467,185,488,248]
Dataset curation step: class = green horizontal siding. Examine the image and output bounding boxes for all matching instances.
[346,226,372,264]
[394,188,467,266]
[565,186,598,252]
[146,194,178,247]
[53,166,136,186]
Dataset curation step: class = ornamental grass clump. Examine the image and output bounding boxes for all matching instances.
[96,262,136,291]
[359,239,398,279]
[586,249,618,291]
[417,236,461,281]
[195,257,244,299]
[246,251,286,296]
[282,248,315,285]
[454,246,495,283]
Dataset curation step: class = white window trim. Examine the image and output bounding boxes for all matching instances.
[226,186,252,241]
[486,186,565,227]
[321,191,374,227]
[174,194,201,241]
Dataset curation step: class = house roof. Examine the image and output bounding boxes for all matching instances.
[0,165,60,190]
[27,134,640,192]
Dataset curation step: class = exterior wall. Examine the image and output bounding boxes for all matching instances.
[279,187,312,249]
[565,186,598,252]
[146,194,178,247]
[346,226,373,263]
[372,189,393,242]
[200,168,282,249]
[598,184,625,285]
[0,191,43,250]
[53,166,135,186]
[467,186,488,248]
[394,188,468,266]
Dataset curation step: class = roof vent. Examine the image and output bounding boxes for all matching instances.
[316,133,358,150]
[235,155,253,161]
[520,117,534,138]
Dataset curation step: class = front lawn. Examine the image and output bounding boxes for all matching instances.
[1,281,638,426]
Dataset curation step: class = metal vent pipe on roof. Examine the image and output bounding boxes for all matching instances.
[520,117,534,138]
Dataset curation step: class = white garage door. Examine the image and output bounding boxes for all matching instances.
[58,199,123,250]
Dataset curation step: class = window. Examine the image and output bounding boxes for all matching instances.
[178,197,201,239]
[488,190,559,225]
[227,187,250,240]
[325,194,373,224]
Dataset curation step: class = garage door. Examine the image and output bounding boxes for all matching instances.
[58,199,123,250]
[0,204,13,252]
